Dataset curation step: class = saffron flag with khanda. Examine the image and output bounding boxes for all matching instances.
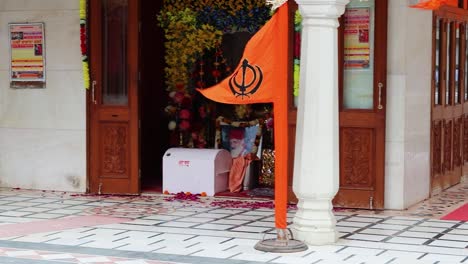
[198,3,289,229]
[410,0,457,9]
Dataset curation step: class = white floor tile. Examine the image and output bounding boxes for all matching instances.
[194,223,232,230]
[338,221,372,228]
[408,226,447,233]
[373,224,408,230]
[382,219,419,225]
[127,219,163,226]
[230,226,270,233]
[359,228,398,236]
[419,221,457,228]
[192,213,230,219]
[227,215,264,221]
[0,211,32,217]
[398,231,436,239]
[378,250,425,259]
[175,217,215,223]
[337,246,384,256]
[387,236,428,245]
[438,233,468,242]
[270,255,314,264]
[25,213,64,219]
[428,239,468,248]
[41,253,76,260]
[191,249,238,259]
[347,233,387,241]
[140,215,180,221]
[5,250,38,257]
[16,207,52,213]
[421,253,467,262]
[76,256,111,263]
[231,252,278,262]
[211,219,250,225]
[346,216,384,223]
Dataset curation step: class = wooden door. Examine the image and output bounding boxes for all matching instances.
[463,21,468,182]
[88,0,140,194]
[334,0,387,209]
[431,8,466,195]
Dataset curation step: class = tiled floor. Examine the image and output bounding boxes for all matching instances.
[335,181,468,219]
[0,183,464,264]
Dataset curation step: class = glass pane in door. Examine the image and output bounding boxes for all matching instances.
[102,0,128,105]
[466,24,468,102]
[455,24,460,104]
[446,22,452,105]
[343,0,375,109]
[435,19,442,105]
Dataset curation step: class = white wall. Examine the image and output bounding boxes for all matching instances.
[0,0,86,192]
[385,0,432,209]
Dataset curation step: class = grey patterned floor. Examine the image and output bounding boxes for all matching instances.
[0,188,464,264]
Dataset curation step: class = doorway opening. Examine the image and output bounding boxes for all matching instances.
[138,1,275,200]
[140,1,167,193]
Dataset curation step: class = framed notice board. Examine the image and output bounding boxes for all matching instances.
[9,23,46,88]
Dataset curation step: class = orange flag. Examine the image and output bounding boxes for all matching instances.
[198,3,289,229]
[410,0,457,9]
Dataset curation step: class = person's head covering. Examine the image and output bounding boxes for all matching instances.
[229,129,244,140]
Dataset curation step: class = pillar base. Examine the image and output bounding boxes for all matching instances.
[292,226,338,245]
[291,198,338,245]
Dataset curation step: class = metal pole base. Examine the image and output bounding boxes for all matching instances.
[254,228,308,253]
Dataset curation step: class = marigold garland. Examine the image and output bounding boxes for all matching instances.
[80,0,90,89]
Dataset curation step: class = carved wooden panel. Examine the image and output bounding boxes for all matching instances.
[443,120,452,172]
[453,117,462,167]
[340,128,374,188]
[100,123,128,177]
[464,115,468,163]
[432,120,442,174]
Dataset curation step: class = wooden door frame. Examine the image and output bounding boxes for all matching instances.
[431,6,468,195]
[336,0,388,209]
[86,0,141,194]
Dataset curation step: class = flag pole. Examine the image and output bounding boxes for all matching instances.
[254,0,307,253]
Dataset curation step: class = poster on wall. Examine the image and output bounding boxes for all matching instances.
[9,23,46,88]
[343,8,371,70]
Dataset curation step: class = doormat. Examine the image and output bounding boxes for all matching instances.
[440,203,468,221]
[248,187,274,197]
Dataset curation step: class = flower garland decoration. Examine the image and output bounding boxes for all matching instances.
[158,0,272,148]
[293,9,302,98]
[80,0,90,89]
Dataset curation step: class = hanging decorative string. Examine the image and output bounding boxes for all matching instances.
[80,0,90,89]
[293,10,301,98]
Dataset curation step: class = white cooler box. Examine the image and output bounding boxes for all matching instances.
[162,148,232,196]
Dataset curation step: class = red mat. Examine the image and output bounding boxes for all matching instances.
[441,203,468,221]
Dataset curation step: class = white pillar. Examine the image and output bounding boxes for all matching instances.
[291,0,348,245]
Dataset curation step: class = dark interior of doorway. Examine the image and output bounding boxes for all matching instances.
[140,1,167,192]
[139,1,274,200]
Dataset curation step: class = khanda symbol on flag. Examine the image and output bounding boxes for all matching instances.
[197,2,288,105]
[229,59,263,99]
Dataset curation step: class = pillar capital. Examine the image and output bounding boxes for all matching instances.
[295,0,349,27]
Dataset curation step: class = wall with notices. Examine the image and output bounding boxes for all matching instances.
[0,0,86,192]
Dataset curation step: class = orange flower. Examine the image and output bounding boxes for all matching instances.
[185,192,191,195]
[201,192,207,197]
[163,190,170,195]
